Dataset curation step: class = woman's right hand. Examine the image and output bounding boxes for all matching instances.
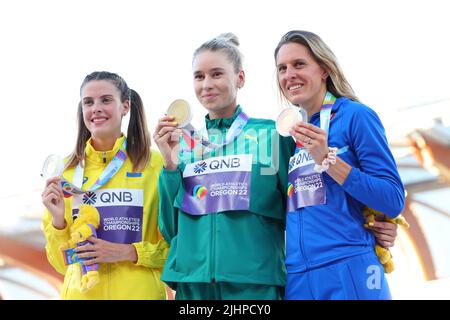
[41,176,66,229]
[153,115,182,170]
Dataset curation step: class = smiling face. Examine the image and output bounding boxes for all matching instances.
[276,42,329,114]
[81,80,129,141]
[193,50,245,119]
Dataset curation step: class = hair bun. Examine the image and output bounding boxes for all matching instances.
[217,32,240,47]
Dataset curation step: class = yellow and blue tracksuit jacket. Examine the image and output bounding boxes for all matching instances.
[42,135,169,299]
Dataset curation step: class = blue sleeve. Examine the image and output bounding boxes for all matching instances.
[341,105,405,217]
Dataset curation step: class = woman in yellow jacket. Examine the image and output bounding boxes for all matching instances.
[41,71,169,299]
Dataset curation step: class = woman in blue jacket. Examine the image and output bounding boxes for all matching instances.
[274,30,405,299]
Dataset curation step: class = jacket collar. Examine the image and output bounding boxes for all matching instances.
[85,134,126,164]
[205,105,242,130]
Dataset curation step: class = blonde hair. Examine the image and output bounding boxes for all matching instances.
[274,30,359,104]
[193,32,243,73]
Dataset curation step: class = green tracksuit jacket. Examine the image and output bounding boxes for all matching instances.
[158,106,294,289]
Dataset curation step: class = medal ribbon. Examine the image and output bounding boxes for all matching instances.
[61,139,127,197]
[295,91,336,152]
[181,108,249,158]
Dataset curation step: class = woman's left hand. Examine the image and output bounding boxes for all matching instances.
[75,237,137,265]
[290,122,329,164]
[369,221,398,248]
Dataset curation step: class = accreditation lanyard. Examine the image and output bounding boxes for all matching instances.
[287,92,335,210]
[294,91,335,152]
[181,109,249,159]
[61,139,127,197]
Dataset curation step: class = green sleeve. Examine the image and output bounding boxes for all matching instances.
[158,168,182,243]
[277,135,296,226]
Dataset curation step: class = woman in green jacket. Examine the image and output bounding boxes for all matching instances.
[154,33,292,300]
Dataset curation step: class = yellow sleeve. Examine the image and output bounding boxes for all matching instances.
[41,204,72,275]
[132,150,170,268]
[132,237,170,268]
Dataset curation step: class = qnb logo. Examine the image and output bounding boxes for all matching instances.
[194,161,207,174]
[210,158,240,170]
[83,192,97,205]
[100,192,133,203]
[295,152,314,166]
[288,159,295,172]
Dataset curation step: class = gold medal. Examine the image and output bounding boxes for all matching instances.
[167,99,192,128]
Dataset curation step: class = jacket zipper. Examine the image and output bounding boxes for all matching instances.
[107,264,111,299]
[210,213,216,284]
[209,127,227,285]
[102,152,106,164]
[299,210,309,269]
[209,128,226,284]
[63,266,74,298]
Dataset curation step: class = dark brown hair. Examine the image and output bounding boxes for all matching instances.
[66,71,151,172]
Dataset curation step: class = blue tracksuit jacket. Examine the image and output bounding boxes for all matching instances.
[285,97,405,274]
